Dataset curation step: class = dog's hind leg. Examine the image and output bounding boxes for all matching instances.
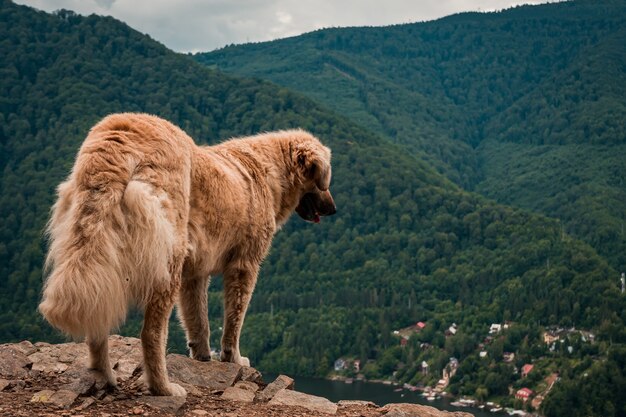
[178,274,212,361]
[220,265,259,367]
[141,254,187,397]
[87,335,117,388]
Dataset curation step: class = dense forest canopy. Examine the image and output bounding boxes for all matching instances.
[196,0,626,275]
[2,1,626,416]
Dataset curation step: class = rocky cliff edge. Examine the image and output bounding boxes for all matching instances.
[0,336,473,417]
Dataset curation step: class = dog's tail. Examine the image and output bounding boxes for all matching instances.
[39,142,175,340]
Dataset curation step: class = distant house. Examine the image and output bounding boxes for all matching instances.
[543,332,560,345]
[479,351,488,358]
[503,352,515,363]
[516,388,533,401]
[444,357,459,380]
[521,364,534,377]
[353,360,361,372]
[489,323,502,334]
[393,321,427,340]
[579,330,595,343]
[445,323,458,336]
[334,359,346,371]
[421,361,429,375]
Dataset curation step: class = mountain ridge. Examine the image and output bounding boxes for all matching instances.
[195,0,626,271]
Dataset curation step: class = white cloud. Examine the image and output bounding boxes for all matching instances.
[14,0,562,52]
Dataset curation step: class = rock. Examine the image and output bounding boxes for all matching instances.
[138,395,187,413]
[0,379,9,391]
[31,389,55,403]
[256,374,294,402]
[0,345,32,378]
[381,403,474,417]
[29,342,87,374]
[110,336,143,381]
[269,389,338,414]
[115,356,142,381]
[166,354,242,390]
[130,406,144,415]
[234,380,259,392]
[179,382,202,396]
[239,366,263,384]
[75,397,96,411]
[190,410,209,416]
[29,349,68,374]
[49,389,79,408]
[102,395,115,404]
[221,386,255,403]
[94,389,107,399]
[9,379,26,390]
[338,400,377,407]
[12,341,37,356]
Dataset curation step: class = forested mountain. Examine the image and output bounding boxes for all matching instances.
[2,1,626,416]
[196,0,626,274]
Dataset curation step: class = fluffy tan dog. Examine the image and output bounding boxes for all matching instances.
[40,113,336,396]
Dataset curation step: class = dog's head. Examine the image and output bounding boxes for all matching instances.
[292,134,336,223]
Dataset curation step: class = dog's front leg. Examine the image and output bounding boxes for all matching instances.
[221,265,258,367]
[178,274,212,361]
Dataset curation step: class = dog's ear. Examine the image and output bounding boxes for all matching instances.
[295,144,331,191]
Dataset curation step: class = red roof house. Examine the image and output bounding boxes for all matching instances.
[521,364,534,378]
[416,322,426,329]
[516,388,533,401]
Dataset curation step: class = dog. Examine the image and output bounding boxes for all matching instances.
[39,113,336,396]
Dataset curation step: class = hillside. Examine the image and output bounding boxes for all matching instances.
[195,0,626,272]
[1,1,625,416]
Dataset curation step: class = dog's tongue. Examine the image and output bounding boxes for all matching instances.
[313,214,321,223]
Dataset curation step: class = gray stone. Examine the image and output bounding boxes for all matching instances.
[256,374,294,402]
[221,386,255,403]
[166,354,242,390]
[234,380,259,392]
[114,356,142,381]
[138,395,187,412]
[109,336,143,381]
[60,377,95,396]
[30,389,55,403]
[0,345,32,378]
[29,350,68,374]
[102,395,115,404]
[49,389,79,409]
[338,399,377,407]
[381,403,474,417]
[269,389,337,414]
[239,366,263,384]
[75,397,96,411]
[61,364,108,394]
[12,341,37,356]
[179,382,202,397]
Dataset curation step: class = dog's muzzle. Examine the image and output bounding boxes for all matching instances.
[296,190,336,223]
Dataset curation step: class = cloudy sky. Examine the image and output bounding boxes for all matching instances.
[16,0,559,52]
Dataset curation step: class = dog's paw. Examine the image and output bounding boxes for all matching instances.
[191,352,212,362]
[167,382,187,397]
[150,382,187,397]
[237,356,250,367]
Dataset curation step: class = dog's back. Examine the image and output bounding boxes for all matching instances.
[40,113,194,340]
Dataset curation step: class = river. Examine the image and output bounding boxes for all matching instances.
[264,373,505,417]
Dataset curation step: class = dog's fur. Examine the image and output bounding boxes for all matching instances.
[39,113,335,396]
